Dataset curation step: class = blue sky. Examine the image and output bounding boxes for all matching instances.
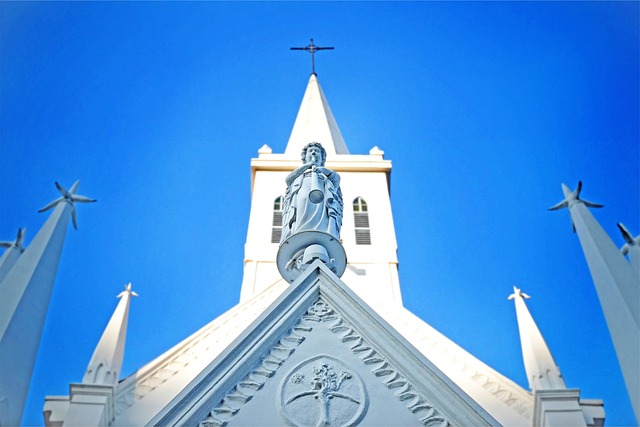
[1,2,638,425]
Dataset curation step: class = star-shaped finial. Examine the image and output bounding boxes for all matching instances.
[0,227,27,253]
[508,286,531,300]
[38,180,97,230]
[548,181,603,232]
[117,283,139,299]
[618,223,640,256]
[548,181,604,211]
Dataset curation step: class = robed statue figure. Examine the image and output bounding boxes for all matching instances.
[280,142,343,244]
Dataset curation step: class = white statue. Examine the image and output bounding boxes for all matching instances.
[281,142,343,243]
[277,142,346,282]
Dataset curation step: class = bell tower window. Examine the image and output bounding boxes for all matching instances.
[271,196,284,243]
[353,197,371,245]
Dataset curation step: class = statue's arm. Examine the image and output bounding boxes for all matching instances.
[285,162,314,186]
[318,167,340,187]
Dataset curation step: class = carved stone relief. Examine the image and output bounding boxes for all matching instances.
[198,323,312,427]
[197,298,452,427]
[305,300,451,427]
[279,355,368,427]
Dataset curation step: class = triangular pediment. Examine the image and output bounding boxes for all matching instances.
[150,261,498,426]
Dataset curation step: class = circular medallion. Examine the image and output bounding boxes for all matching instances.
[279,355,367,427]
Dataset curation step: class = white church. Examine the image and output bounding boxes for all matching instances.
[1,55,638,426]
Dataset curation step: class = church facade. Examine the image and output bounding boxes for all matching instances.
[34,71,610,427]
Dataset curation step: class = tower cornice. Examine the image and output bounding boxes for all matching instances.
[250,155,391,194]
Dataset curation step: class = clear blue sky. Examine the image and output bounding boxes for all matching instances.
[1,2,638,425]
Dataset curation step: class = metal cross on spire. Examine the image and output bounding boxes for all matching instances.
[290,38,334,75]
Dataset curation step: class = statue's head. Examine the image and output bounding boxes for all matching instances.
[301,142,326,166]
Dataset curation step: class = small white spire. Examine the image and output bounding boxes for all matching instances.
[369,146,384,156]
[258,144,273,154]
[83,283,138,385]
[284,74,349,157]
[508,286,566,390]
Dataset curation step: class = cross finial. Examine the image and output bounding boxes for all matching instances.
[117,282,139,299]
[290,38,334,75]
[508,285,531,300]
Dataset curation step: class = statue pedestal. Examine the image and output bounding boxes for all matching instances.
[277,231,346,283]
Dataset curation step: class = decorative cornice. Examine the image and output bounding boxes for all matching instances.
[114,284,285,415]
[251,156,392,175]
[196,297,453,427]
[310,299,451,427]
[389,308,533,419]
[198,322,312,427]
[470,372,533,417]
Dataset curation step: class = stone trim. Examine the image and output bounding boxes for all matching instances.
[308,299,451,427]
[198,323,312,427]
[195,297,453,427]
[390,307,534,419]
[114,285,284,415]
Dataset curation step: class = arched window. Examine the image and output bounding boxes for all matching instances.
[271,196,284,243]
[353,197,371,245]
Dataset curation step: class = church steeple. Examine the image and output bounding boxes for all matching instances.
[509,287,566,390]
[243,73,399,310]
[284,74,349,157]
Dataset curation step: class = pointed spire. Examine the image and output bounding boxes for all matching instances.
[509,286,566,390]
[618,223,640,272]
[0,180,94,427]
[550,181,639,422]
[83,283,138,385]
[284,74,349,157]
[54,285,134,426]
[0,227,26,283]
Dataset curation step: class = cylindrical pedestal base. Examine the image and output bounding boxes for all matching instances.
[276,231,347,283]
